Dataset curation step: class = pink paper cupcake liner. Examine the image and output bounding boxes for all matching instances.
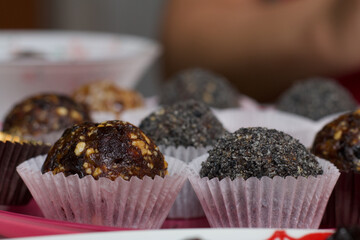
[159,146,211,219]
[188,154,340,228]
[16,155,188,229]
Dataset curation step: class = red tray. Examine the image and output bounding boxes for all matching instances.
[0,199,210,238]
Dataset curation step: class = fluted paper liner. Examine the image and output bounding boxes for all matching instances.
[212,109,318,148]
[0,133,50,205]
[22,129,65,146]
[159,145,212,219]
[188,154,340,228]
[320,171,360,228]
[17,155,188,229]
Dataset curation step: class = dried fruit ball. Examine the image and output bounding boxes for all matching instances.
[72,81,144,115]
[200,127,322,180]
[160,68,239,109]
[3,93,91,137]
[42,120,167,180]
[312,110,360,172]
[277,78,357,120]
[139,100,228,148]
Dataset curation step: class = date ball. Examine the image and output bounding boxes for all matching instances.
[3,93,91,137]
[139,100,228,148]
[200,127,323,180]
[159,68,239,109]
[312,110,360,172]
[41,120,167,180]
[277,78,357,120]
[72,81,144,115]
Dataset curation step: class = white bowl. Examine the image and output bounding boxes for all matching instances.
[0,30,160,119]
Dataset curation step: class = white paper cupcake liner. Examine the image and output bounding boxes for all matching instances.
[159,146,212,219]
[17,155,188,229]
[188,154,340,228]
[212,108,318,148]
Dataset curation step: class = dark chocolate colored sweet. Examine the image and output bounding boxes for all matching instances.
[312,110,360,172]
[200,127,322,180]
[42,120,167,180]
[3,93,91,137]
[139,100,228,148]
[277,78,357,120]
[159,68,239,109]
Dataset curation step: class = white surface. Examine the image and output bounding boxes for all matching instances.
[0,31,160,120]
[12,228,333,240]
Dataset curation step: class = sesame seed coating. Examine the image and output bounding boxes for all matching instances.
[200,127,322,180]
[3,93,91,137]
[42,120,167,180]
[277,78,357,120]
[312,110,360,172]
[159,68,239,109]
[139,100,228,148]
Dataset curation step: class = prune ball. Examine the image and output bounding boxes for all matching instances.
[159,68,239,109]
[72,81,144,115]
[42,120,168,180]
[312,110,360,172]
[139,100,228,148]
[200,127,323,180]
[277,78,357,120]
[3,93,91,137]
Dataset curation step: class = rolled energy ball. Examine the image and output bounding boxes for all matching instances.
[200,127,322,180]
[72,81,144,115]
[159,68,239,109]
[42,120,167,180]
[3,93,91,137]
[312,110,360,172]
[139,100,228,148]
[277,78,357,120]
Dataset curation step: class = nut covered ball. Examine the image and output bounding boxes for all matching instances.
[42,120,168,180]
[200,127,323,180]
[3,93,91,137]
[72,81,144,115]
[312,110,360,172]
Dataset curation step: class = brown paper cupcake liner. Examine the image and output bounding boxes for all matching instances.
[17,155,188,229]
[320,171,360,228]
[188,154,340,228]
[0,132,50,205]
[159,146,212,219]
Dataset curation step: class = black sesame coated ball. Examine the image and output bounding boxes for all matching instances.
[139,100,228,148]
[159,68,239,109]
[200,127,323,180]
[276,78,357,120]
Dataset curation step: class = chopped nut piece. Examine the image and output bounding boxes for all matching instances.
[75,142,86,156]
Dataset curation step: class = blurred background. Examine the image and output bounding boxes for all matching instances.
[1,0,166,97]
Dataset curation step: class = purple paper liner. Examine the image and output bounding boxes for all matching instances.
[320,171,360,228]
[188,154,340,228]
[0,137,50,205]
[17,155,188,229]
